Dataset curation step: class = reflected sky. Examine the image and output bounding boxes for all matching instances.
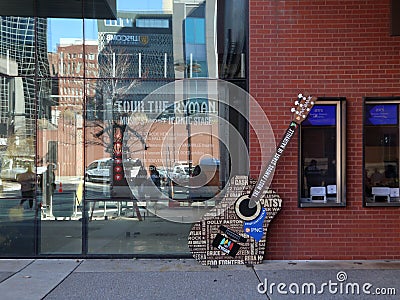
[47,0,163,52]
[118,0,162,11]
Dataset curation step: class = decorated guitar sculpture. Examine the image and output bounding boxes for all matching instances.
[188,94,315,266]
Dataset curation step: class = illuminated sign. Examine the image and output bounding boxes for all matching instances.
[105,34,149,45]
[302,105,336,126]
[366,104,398,125]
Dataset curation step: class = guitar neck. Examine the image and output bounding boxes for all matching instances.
[249,121,299,206]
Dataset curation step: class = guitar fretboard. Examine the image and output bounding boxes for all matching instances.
[250,122,298,207]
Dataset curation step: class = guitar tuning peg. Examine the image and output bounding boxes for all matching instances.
[299,103,303,107]
[291,108,296,112]
[302,114,306,118]
[298,93,303,98]
[306,108,310,111]
[295,100,299,105]
[310,101,314,105]
[303,97,306,101]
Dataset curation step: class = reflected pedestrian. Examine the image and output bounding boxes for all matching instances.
[17,165,36,209]
[43,164,56,208]
[135,166,148,200]
[149,165,161,190]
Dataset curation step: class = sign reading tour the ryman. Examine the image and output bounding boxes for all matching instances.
[114,99,218,125]
[114,99,217,114]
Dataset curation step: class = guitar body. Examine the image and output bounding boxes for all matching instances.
[188,175,282,266]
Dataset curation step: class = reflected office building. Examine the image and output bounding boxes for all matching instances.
[0,16,51,149]
[0,0,249,258]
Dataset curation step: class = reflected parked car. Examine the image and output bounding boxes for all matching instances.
[85,158,112,183]
[85,158,141,183]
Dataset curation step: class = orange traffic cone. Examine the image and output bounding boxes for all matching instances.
[58,182,63,193]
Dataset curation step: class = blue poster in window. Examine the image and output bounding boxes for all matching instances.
[302,105,336,126]
[366,104,398,125]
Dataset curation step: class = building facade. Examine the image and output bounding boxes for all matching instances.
[0,0,398,261]
[250,0,400,260]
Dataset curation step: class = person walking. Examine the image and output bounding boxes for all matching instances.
[17,165,36,209]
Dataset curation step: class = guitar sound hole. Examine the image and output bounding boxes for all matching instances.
[238,198,258,218]
[234,195,261,221]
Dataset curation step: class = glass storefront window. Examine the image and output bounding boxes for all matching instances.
[299,99,346,207]
[0,0,249,257]
[364,99,400,207]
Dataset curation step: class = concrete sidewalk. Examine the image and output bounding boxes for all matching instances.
[0,259,398,300]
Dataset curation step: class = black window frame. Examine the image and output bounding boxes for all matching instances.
[363,97,400,207]
[298,97,347,208]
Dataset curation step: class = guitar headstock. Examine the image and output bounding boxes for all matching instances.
[291,94,316,124]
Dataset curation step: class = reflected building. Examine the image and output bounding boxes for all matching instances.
[0,16,50,157]
[40,39,99,176]
[93,10,174,122]
[56,38,98,118]
[168,0,247,80]
[171,0,218,79]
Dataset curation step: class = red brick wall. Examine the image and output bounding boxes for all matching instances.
[249,0,400,260]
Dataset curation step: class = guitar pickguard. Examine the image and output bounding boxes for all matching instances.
[188,175,282,267]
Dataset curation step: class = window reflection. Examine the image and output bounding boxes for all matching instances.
[0,15,52,255]
[0,0,249,256]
